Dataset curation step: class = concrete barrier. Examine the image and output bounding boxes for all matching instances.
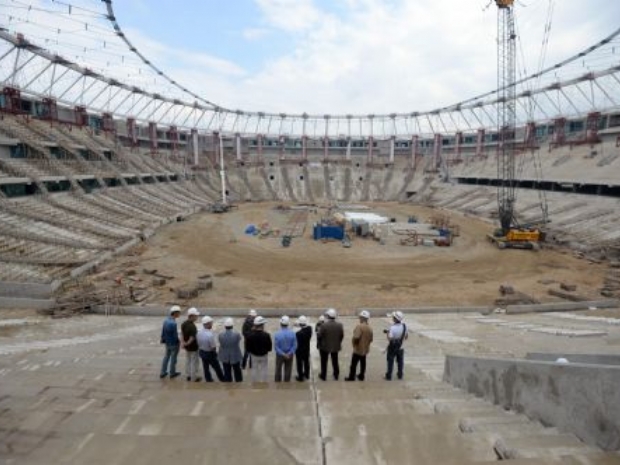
[506,300,619,314]
[360,306,491,315]
[0,281,55,299]
[527,352,620,366]
[91,306,331,318]
[443,355,620,451]
[89,305,491,318]
[0,296,55,309]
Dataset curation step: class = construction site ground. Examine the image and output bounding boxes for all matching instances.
[87,201,608,312]
[2,310,620,464]
[3,202,620,464]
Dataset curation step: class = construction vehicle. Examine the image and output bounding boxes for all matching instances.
[208,202,232,213]
[489,0,546,250]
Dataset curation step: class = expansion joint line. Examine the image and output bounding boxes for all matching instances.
[309,348,327,465]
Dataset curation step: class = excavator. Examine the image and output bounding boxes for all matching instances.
[487,0,546,250]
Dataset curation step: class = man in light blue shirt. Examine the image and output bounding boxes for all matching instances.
[197,316,225,382]
[274,315,297,382]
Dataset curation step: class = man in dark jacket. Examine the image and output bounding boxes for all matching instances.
[181,307,201,382]
[317,308,344,381]
[295,316,312,381]
[241,309,257,369]
[218,318,243,382]
[245,316,272,382]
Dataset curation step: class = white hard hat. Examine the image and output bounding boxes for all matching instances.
[224,317,234,328]
[249,309,257,317]
[298,316,308,326]
[326,308,337,319]
[319,315,325,322]
[555,357,569,364]
[187,307,200,316]
[201,316,213,325]
[389,311,404,322]
[169,305,181,314]
[359,310,370,319]
[254,316,266,326]
[280,315,290,326]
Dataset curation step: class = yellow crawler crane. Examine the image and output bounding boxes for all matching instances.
[489,0,545,250]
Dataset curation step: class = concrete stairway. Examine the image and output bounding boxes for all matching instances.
[1,315,618,465]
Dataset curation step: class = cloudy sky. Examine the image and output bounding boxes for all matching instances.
[3,0,620,116]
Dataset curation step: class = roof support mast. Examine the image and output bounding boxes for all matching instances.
[496,0,517,234]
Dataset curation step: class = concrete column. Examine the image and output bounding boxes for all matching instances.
[324,136,329,161]
[257,134,263,161]
[455,131,462,161]
[476,129,485,158]
[191,129,198,166]
[389,136,395,164]
[346,137,352,161]
[149,122,157,154]
[235,133,242,161]
[411,135,418,168]
[368,136,374,163]
[433,133,441,169]
[279,135,286,160]
[302,135,307,160]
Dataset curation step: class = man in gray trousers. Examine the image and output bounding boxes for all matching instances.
[317,308,344,381]
[218,318,243,382]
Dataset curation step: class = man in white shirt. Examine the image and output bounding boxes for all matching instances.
[385,311,408,380]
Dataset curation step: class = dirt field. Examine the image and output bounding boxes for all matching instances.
[96,202,607,314]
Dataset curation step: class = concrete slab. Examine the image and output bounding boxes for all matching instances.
[2,313,620,464]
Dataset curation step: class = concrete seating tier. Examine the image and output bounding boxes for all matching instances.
[424,180,620,250]
[1,315,618,464]
[0,210,108,250]
[3,196,136,241]
[451,140,620,185]
[49,192,150,231]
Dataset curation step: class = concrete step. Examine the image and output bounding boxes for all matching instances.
[8,432,323,465]
[494,434,603,460]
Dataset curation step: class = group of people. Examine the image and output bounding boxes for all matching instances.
[160,306,409,383]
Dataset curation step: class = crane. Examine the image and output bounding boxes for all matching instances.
[489,0,544,249]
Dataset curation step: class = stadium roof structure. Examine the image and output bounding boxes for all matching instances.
[0,0,619,137]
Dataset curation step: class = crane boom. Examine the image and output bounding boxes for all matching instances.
[496,0,517,234]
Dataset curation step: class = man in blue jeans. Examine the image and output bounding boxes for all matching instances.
[160,305,182,379]
[385,311,408,380]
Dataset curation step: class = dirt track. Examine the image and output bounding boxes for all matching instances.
[107,202,606,313]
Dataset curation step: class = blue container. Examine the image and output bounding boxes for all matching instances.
[313,224,345,241]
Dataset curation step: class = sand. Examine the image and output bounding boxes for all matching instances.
[90,201,608,314]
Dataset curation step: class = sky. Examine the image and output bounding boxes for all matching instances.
[4,0,620,116]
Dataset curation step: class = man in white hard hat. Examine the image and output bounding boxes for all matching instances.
[274,315,297,382]
[295,316,312,382]
[218,318,243,382]
[181,308,201,382]
[242,309,257,370]
[160,305,182,379]
[345,310,374,381]
[245,316,272,383]
[197,316,225,382]
[385,311,408,380]
[317,308,344,381]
